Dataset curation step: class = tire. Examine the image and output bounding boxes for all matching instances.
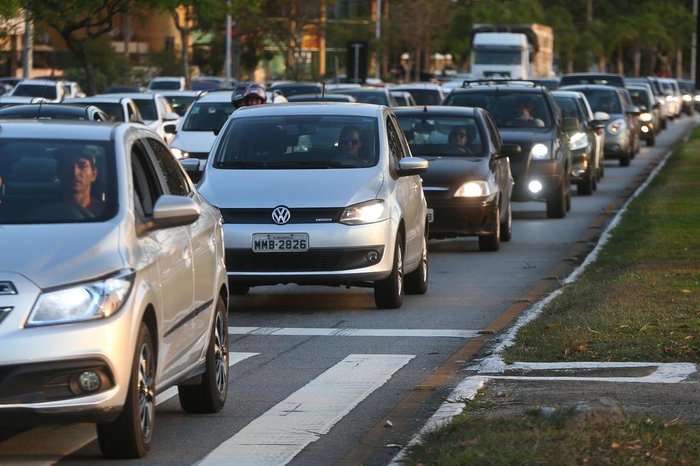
[405,234,428,295]
[577,172,594,196]
[546,183,566,219]
[178,299,229,413]
[97,323,156,459]
[646,135,655,147]
[619,152,631,167]
[599,159,605,179]
[374,233,404,309]
[500,201,512,242]
[478,205,501,251]
[229,283,250,295]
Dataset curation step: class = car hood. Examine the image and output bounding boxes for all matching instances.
[419,157,489,187]
[170,130,217,153]
[0,223,126,289]
[199,167,384,208]
[498,128,554,151]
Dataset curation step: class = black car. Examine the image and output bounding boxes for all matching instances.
[269,82,323,97]
[443,80,572,218]
[559,72,625,88]
[553,90,607,195]
[394,106,518,251]
[0,103,110,121]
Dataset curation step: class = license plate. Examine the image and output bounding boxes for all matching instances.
[252,233,309,253]
[427,208,434,223]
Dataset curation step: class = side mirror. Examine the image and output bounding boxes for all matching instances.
[144,195,200,232]
[639,105,648,113]
[498,143,521,159]
[626,105,641,116]
[589,119,606,130]
[593,111,610,122]
[562,116,579,132]
[397,156,429,176]
[164,123,177,134]
[163,111,180,122]
[654,101,663,109]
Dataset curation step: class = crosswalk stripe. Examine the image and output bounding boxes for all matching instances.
[0,352,258,465]
[198,353,414,466]
[230,326,478,338]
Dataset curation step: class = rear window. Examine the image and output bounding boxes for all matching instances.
[399,89,443,105]
[12,84,58,100]
[183,102,235,131]
[578,89,622,114]
[149,80,182,90]
[445,91,553,129]
[212,115,379,169]
[396,114,485,156]
[560,74,625,88]
[0,140,117,224]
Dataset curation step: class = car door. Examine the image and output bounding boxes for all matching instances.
[145,136,215,348]
[484,111,512,211]
[387,113,424,264]
[130,136,196,380]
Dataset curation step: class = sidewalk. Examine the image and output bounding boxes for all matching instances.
[390,118,700,465]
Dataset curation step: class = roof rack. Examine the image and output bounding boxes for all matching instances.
[462,79,537,88]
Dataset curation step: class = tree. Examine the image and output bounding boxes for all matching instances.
[24,0,139,95]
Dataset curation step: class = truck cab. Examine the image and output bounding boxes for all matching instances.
[470,32,529,79]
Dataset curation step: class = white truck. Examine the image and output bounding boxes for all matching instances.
[469,24,554,80]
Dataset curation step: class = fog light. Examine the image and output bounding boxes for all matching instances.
[641,126,649,133]
[78,371,101,393]
[572,168,585,177]
[367,250,380,263]
[528,180,543,194]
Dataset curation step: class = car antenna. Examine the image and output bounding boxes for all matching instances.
[321,82,326,102]
[423,104,428,112]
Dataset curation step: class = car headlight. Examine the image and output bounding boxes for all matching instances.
[639,112,653,122]
[607,119,626,135]
[454,180,491,197]
[683,95,692,102]
[529,143,549,160]
[340,199,387,225]
[171,147,189,159]
[27,270,135,327]
[569,132,589,151]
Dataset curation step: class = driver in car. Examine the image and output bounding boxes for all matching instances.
[57,148,104,217]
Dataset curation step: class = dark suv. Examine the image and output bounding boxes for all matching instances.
[443,80,571,218]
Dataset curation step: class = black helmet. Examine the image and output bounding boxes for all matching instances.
[232,88,246,108]
[244,84,266,100]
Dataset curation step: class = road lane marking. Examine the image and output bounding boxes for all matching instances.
[198,353,414,466]
[0,352,258,465]
[230,326,478,338]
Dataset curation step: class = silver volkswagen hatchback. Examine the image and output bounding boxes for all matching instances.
[190,103,429,308]
[0,121,229,458]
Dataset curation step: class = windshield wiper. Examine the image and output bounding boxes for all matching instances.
[263,160,350,169]
[213,160,270,168]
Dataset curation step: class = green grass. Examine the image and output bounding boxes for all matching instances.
[504,128,700,363]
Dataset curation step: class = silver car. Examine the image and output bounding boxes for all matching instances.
[0,121,229,458]
[189,103,429,309]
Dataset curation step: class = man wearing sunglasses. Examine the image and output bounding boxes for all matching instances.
[338,125,364,158]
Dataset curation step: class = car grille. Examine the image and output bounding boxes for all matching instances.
[220,208,345,224]
[226,247,384,272]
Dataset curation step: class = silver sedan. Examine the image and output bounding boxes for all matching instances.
[0,121,229,458]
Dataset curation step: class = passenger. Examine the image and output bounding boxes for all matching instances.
[56,149,104,217]
[337,125,364,158]
[513,97,545,127]
[241,84,267,107]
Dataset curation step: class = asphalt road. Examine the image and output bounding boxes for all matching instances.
[0,114,695,466]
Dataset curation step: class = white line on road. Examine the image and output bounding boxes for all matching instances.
[230,326,479,338]
[198,353,414,466]
[0,352,259,465]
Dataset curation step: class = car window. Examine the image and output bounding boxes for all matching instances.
[146,138,191,196]
[396,114,485,157]
[386,116,405,166]
[131,141,164,218]
[0,139,116,224]
[133,99,158,120]
[484,112,502,149]
[579,90,623,114]
[446,91,553,129]
[183,102,235,132]
[212,114,379,169]
[554,96,585,122]
[165,95,197,116]
[86,102,124,122]
[12,84,58,100]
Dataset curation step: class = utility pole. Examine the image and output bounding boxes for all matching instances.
[225,0,232,83]
[694,0,699,86]
[22,8,33,79]
[375,0,381,80]
[319,0,326,79]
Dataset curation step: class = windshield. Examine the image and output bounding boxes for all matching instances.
[396,114,484,157]
[213,115,379,169]
[183,102,235,131]
[627,89,652,109]
[0,139,117,224]
[133,99,157,120]
[579,90,622,114]
[473,49,521,65]
[445,92,553,129]
[554,96,585,122]
[12,84,58,100]
[165,95,197,116]
[400,89,442,105]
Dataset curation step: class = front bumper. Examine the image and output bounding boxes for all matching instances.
[511,159,565,202]
[426,194,498,238]
[604,132,630,159]
[223,219,397,285]
[570,148,591,183]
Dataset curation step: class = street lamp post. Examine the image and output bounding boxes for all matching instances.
[225,0,232,83]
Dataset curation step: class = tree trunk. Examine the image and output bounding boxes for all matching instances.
[633,44,641,76]
[616,47,623,75]
[675,48,682,78]
[180,28,190,84]
[598,53,606,73]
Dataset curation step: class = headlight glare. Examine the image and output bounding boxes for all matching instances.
[639,113,653,122]
[171,147,189,159]
[569,132,589,151]
[454,181,490,197]
[27,270,135,326]
[340,200,387,225]
[530,143,549,160]
[607,119,625,135]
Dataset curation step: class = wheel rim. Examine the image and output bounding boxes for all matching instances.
[419,237,428,283]
[137,342,155,441]
[396,244,403,297]
[214,310,229,397]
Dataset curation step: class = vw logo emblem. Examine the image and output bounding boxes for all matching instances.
[271,206,291,225]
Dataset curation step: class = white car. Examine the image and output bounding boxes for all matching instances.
[186,103,430,309]
[0,79,65,104]
[147,76,187,92]
[104,93,180,143]
[63,95,143,123]
[0,120,229,458]
[169,90,236,161]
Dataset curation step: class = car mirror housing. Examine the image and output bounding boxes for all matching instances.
[149,195,200,231]
[593,111,610,122]
[397,156,428,176]
[562,116,579,132]
[498,143,521,159]
[626,105,641,116]
[164,123,177,134]
[589,119,606,130]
